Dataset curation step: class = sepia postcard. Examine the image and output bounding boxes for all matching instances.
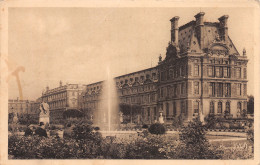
[0,0,259,165]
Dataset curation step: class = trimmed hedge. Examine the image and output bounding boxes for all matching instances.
[148,123,166,135]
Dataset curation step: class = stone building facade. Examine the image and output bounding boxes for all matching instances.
[40,81,86,123]
[80,12,248,125]
[8,98,39,123]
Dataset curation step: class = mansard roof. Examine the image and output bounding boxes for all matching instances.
[165,13,240,61]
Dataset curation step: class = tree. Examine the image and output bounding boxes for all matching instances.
[247,95,254,114]
[172,114,183,128]
[148,123,166,135]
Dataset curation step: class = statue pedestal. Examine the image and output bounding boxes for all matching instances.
[39,114,49,125]
[39,102,50,125]
[158,111,164,124]
[13,115,18,124]
[159,116,164,124]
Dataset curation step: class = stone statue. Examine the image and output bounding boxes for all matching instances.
[158,107,164,124]
[119,111,123,123]
[199,111,205,123]
[39,101,50,125]
[13,111,19,124]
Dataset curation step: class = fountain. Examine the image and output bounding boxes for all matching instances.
[93,65,120,133]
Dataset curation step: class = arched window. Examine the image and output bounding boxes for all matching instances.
[217,102,222,113]
[226,102,230,114]
[210,101,214,114]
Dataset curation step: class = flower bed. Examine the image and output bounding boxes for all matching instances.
[8,118,254,159]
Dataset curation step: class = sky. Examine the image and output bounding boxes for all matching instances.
[7,7,255,100]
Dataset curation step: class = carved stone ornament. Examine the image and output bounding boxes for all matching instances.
[207,43,229,56]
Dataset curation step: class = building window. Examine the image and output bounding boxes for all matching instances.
[167,86,170,97]
[188,65,192,76]
[217,83,223,97]
[147,107,150,119]
[194,65,199,76]
[181,83,185,95]
[237,84,242,96]
[173,102,176,117]
[169,69,173,79]
[160,71,165,81]
[153,107,157,120]
[224,83,231,97]
[210,101,214,114]
[215,67,223,78]
[166,103,169,118]
[194,82,199,95]
[223,67,229,77]
[151,93,155,102]
[181,101,186,114]
[243,68,247,79]
[166,70,169,80]
[237,102,242,113]
[181,65,185,77]
[217,102,222,113]
[208,66,213,77]
[215,67,220,77]
[236,68,241,78]
[225,102,230,114]
[174,68,179,78]
[152,73,156,79]
[209,82,215,97]
[161,87,164,98]
[174,85,177,97]
[194,101,199,113]
[243,84,247,96]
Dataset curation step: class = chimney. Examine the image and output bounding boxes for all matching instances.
[218,15,229,42]
[60,80,62,87]
[170,16,180,45]
[46,86,49,91]
[194,12,205,48]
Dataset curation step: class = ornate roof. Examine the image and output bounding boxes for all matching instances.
[165,13,240,61]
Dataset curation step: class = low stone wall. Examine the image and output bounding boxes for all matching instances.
[207,131,247,138]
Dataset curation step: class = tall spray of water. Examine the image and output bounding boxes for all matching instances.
[93,65,119,131]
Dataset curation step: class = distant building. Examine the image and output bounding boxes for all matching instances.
[40,81,86,123]
[81,12,248,125]
[8,98,39,123]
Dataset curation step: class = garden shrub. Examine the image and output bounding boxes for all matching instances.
[142,124,148,129]
[148,123,166,135]
[172,115,183,128]
[124,134,179,159]
[72,123,102,143]
[178,117,222,159]
[246,126,254,143]
[9,129,253,159]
